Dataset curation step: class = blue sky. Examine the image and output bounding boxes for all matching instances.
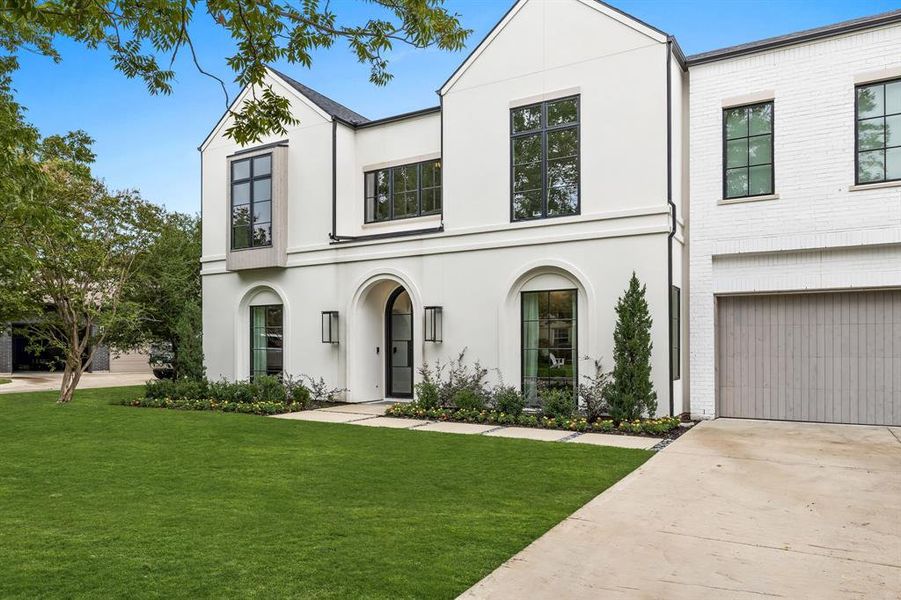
[13,0,900,214]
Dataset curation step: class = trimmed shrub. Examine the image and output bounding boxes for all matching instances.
[492,385,525,416]
[452,388,486,411]
[414,381,440,410]
[254,375,287,403]
[289,384,312,409]
[143,378,208,400]
[540,387,574,419]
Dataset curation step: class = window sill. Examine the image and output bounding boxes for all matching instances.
[849,180,901,192]
[362,213,441,229]
[718,193,779,206]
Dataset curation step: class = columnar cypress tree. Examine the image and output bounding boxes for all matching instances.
[606,273,657,421]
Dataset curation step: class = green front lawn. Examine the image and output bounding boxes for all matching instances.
[0,386,650,599]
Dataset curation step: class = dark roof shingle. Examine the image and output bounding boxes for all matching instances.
[688,9,901,65]
[270,68,370,125]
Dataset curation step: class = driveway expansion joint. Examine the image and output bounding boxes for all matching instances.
[888,427,901,445]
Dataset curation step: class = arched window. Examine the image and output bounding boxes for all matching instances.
[250,304,283,378]
[521,289,577,406]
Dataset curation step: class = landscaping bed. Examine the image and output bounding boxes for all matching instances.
[123,375,341,415]
[386,351,687,438]
[385,403,684,438]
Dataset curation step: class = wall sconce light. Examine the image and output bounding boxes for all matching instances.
[424,306,443,343]
[321,311,339,344]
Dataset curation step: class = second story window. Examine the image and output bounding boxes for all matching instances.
[364,159,442,223]
[231,154,272,249]
[856,78,901,184]
[723,102,773,199]
[511,96,580,221]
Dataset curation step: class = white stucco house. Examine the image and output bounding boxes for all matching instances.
[201,0,687,415]
[200,0,901,425]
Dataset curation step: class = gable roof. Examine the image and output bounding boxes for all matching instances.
[269,68,370,126]
[439,0,670,95]
[688,8,901,65]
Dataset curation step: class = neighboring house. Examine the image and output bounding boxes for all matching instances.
[688,11,901,426]
[200,0,687,414]
[0,323,151,375]
[200,0,901,426]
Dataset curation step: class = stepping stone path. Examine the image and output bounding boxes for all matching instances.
[273,403,662,450]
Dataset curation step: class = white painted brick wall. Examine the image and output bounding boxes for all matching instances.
[689,23,901,419]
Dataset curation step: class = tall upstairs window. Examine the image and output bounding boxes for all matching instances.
[364,159,442,223]
[511,96,580,221]
[856,78,901,184]
[723,102,773,199]
[231,154,272,249]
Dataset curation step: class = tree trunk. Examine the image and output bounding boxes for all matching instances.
[57,360,83,404]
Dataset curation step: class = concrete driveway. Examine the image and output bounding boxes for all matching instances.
[461,419,901,599]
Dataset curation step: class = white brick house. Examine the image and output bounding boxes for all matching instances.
[688,14,901,425]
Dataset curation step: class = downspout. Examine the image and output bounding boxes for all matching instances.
[666,37,676,417]
[329,119,338,240]
[439,92,445,228]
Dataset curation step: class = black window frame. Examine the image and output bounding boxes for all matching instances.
[249,304,283,379]
[230,153,273,250]
[520,288,578,407]
[854,77,901,185]
[510,95,581,222]
[722,101,774,200]
[671,286,681,381]
[363,159,442,224]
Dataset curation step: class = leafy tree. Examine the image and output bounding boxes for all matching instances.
[126,212,204,380]
[1,1,471,144]
[8,133,163,403]
[0,57,44,325]
[606,273,657,421]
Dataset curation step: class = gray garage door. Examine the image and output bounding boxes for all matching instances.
[717,291,901,425]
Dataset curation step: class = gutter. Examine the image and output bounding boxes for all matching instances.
[329,226,445,244]
[666,37,677,417]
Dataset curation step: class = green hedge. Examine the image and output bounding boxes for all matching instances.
[385,404,680,436]
[122,396,303,415]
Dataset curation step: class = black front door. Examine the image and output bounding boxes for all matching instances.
[386,287,413,398]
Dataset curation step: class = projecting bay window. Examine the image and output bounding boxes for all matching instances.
[521,289,577,407]
[231,154,272,249]
[364,159,442,223]
[250,305,283,379]
[723,102,774,199]
[856,78,901,184]
[511,96,580,221]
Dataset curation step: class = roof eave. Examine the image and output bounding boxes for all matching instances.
[687,9,901,66]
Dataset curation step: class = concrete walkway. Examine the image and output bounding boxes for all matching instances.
[0,371,153,394]
[272,404,663,450]
[461,419,901,599]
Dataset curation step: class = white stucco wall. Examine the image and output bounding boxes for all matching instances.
[200,0,684,415]
[688,22,901,419]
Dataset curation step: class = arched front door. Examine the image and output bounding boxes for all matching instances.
[386,287,413,398]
